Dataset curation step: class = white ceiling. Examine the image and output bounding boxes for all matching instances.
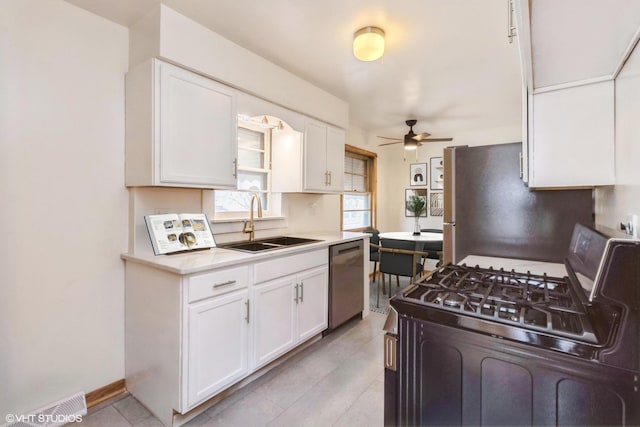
[65,0,640,139]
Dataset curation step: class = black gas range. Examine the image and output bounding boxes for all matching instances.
[384,223,640,426]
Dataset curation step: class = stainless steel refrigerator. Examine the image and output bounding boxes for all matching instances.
[442,143,593,264]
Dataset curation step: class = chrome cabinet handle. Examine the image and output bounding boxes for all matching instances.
[507,0,516,44]
[294,283,299,303]
[328,172,332,186]
[213,280,236,288]
[245,299,250,323]
[233,158,238,178]
[300,282,304,302]
[518,152,523,179]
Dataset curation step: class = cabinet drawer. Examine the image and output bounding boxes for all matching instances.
[188,266,249,303]
[255,249,327,284]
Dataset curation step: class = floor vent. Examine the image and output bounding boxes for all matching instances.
[5,392,87,427]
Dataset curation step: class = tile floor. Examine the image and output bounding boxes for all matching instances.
[81,311,387,427]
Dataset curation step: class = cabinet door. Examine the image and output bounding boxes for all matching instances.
[253,276,297,368]
[303,119,328,191]
[159,61,237,188]
[530,81,614,187]
[325,126,345,192]
[296,267,328,342]
[187,288,248,407]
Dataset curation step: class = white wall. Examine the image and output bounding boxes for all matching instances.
[595,42,640,229]
[0,0,128,415]
[129,4,349,129]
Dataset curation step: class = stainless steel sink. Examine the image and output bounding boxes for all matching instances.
[218,241,280,252]
[218,236,321,253]
[258,236,320,246]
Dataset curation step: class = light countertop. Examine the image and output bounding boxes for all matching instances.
[121,231,368,275]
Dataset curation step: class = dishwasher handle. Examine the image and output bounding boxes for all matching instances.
[337,245,361,255]
[330,241,364,259]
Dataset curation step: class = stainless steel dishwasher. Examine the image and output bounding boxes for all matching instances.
[327,240,364,331]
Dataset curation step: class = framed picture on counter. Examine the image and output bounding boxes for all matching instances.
[409,162,427,187]
[430,157,444,190]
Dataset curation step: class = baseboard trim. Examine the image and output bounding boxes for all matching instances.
[86,379,126,408]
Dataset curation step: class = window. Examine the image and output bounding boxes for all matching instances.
[215,119,273,217]
[342,145,377,231]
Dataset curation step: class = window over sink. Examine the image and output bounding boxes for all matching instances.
[215,117,281,219]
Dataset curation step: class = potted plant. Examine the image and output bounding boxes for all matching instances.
[406,194,426,235]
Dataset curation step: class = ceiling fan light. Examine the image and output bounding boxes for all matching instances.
[353,26,385,61]
[404,141,418,150]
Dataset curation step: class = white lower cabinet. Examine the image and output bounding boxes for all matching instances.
[296,267,329,342]
[124,246,333,426]
[253,265,328,369]
[187,288,249,407]
[253,276,297,368]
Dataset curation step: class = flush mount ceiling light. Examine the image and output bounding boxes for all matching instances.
[353,26,385,61]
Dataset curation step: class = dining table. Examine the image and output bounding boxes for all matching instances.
[378,231,444,266]
[378,231,443,243]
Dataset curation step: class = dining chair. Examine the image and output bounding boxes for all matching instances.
[364,229,380,283]
[375,238,428,307]
[420,228,444,267]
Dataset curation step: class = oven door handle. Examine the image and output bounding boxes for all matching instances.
[384,334,397,371]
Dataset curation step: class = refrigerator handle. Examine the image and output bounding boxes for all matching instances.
[443,223,455,265]
[443,148,455,224]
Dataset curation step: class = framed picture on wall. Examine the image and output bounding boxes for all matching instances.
[405,188,428,217]
[430,192,444,216]
[409,163,428,187]
[430,157,444,190]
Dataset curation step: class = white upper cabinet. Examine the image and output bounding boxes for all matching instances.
[325,125,346,192]
[272,117,345,193]
[125,59,237,188]
[303,119,329,191]
[304,118,345,192]
[513,0,617,188]
[530,82,614,187]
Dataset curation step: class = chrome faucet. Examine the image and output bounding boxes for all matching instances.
[243,193,263,241]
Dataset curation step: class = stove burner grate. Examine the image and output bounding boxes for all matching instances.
[402,263,596,342]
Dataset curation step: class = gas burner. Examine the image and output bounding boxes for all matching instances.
[399,263,597,343]
[433,292,466,308]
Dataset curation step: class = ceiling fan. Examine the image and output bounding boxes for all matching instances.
[377,119,453,150]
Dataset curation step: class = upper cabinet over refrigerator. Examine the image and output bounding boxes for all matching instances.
[512,0,615,189]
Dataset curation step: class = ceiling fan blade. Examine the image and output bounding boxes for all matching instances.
[377,136,402,141]
[412,132,432,141]
[378,141,403,146]
[424,138,454,142]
